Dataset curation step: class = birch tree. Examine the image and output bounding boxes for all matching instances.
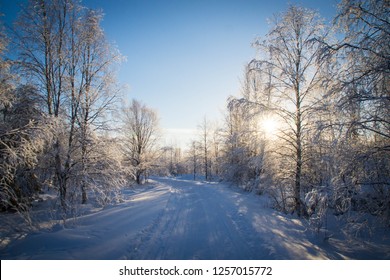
[251,6,333,215]
[13,0,122,209]
[328,0,390,224]
[198,117,211,181]
[75,9,122,203]
[221,94,265,191]
[0,26,53,220]
[325,0,390,143]
[188,140,201,181]
[14,0,72,208]
[121,99,159,184]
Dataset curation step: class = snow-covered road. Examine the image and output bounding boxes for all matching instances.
[2,177,388,259]
[126,177,271,259]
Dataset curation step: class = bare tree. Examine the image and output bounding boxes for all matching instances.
[0,26,55,221]
[160,144,185,177]
[188,140,201,181]
[250,6,333,215]
[222,94,266,192]
[326,0,390,225]
[0,23,13,117]
[12,0,122,210]
[121,99,159,184]
[75,9,122,203]
[198,117,211,181]
[13,0,73,209]
[211,123,222,179]
[333,0,389,143]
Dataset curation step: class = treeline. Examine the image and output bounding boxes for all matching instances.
[0,0,162,225]
[179,0,389,230]
[232,1,389,229]
[1,0,388,232]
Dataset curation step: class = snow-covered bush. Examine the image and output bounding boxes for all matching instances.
[304,187,329,233]
[0,85,55,224]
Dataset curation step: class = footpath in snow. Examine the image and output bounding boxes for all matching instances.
[1,177,389,259]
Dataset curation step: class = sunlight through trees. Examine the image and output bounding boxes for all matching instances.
[0,0,388,242]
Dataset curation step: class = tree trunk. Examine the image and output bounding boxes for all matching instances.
[81,184,87,204]
[295,86,302,216]
[55,140,67,210]
[295,141,302,216]
[136,173,142,184]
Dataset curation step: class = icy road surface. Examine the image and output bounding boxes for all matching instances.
[3,177,388,259]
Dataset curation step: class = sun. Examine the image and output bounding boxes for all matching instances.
[261,117,279,137]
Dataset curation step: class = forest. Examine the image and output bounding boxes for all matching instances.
[0,0,389,252]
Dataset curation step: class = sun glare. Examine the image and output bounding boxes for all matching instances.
[261,117,279,137]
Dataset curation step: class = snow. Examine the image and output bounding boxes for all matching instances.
[1,177,389,260]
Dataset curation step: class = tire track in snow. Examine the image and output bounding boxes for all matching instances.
[126,178,271,259]
[198,184,271,259]
[127,183,203,259]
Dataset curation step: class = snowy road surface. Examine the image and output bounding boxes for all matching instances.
[2,177,388,259]
[126,177,272,260]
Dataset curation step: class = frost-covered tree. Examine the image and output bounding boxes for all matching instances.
[250,5,333,215]
[187,140,201,181]
[159,145,186,177]
[74,9,122,203]
[0,23,13,116]
[13,0,80,209]
[323,0,390,225]
[330,0,389,142]
[211,123,222,179]
[198,117,211,181]
[0,25,54,219]
[221,100,251,186]
[121,99,159,184]
[71,133,126,207]
[12,0,122,209]
[221,93,266,192]
[0,86,54,218]
[193,118,223,181]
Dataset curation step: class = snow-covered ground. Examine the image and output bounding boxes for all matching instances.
[1,177,389,259]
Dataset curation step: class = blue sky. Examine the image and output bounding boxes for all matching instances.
[1,0,338,148]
